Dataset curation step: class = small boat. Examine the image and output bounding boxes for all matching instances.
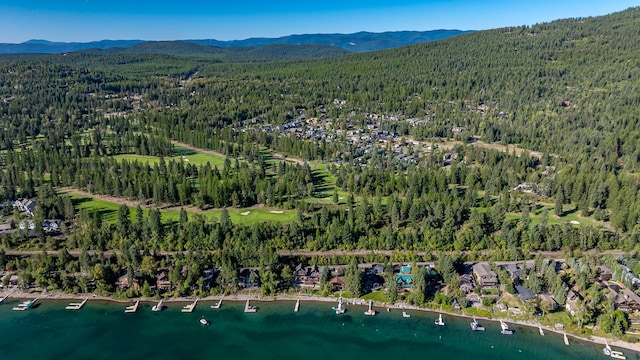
[470,318,485,331]
[604,340,627,359]
[200,317,210,326]
[332,297,346,315]
[152,299,164,312]
[364,300,376,316]
[12,299,37,311]
[435,305,444,326]
[539,324,544,336]
[500,320,513,335]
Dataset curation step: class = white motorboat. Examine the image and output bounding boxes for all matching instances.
[199,317,210,326]
[470,318,485,331]
[500,320,513,335]
[364,300,376,316]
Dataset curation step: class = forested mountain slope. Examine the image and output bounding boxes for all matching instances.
[0,7,640,259]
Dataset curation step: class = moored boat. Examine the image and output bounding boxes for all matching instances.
[470,318,485,331]
[364,300,376,316]
[500,320,513,335]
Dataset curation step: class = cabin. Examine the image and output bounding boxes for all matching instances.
[615,287,640,312]
[565,289,582,315]
[459,274,476,294]
[515,285,535,302]
[155,269,171,291]
[293,264,321,288]
[596,265,613,282]
[503,264,522,282]
[538,293,559,311]
[116,271,141,291]
[473,263,498,288]
[12,199,37,217]
[239,268,260,289]
[396,265,414,293]
[330,275,345,292]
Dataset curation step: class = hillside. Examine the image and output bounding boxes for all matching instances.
[1,7,640,259]
[0,29,471,54]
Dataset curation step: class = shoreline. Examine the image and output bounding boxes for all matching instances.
[2,288,639,354]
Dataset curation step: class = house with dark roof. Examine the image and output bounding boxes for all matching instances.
[294,264,321,288]
[615,287,640,312]
[565,288,582,315]
[515,285,535,302]
[503,264,521,282]
[473,263,498,288]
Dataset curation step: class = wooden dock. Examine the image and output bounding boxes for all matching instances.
[182,298,198,313]
[125,300,139,313]
[294,299,300,312]
[12,298,37,311]
[210,299,222,309]
[65,298,88,310]
[564,332,569,346]
[244,299,258,313]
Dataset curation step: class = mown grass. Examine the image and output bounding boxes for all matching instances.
[68,193,295,225]
[362,290,391,303]
[112,146,226,167]
[504,204,604,228]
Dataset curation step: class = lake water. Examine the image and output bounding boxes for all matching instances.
[0,299,635,360]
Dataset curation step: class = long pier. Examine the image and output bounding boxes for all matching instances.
[294,299,300,312]
[65,298,88,310]
[182,298,198,313]
[125,300,139,313]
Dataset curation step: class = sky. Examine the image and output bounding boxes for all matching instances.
[1,0,639,43]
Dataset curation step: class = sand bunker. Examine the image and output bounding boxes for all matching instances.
[270,210,284,214]
[569,220,580,225]
[240,211,251,216]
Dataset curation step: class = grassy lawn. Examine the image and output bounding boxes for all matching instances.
[112,146,226,167]
[503,204,604,228]
[362,290,390,303]
[67,192,295,225]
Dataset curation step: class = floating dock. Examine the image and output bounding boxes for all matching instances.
[152,299,164,311]
[12,298,37,311]
[210,299,222,309]
[182,299,198,313]
[125,300,139,313]
[65,298,88,310]
[294,299,300,312]
[244,299,258,313]
[539,325,544,336]
[564,332,569,346]
[604,340,627,359]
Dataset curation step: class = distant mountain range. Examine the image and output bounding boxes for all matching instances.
[0,30,473,55]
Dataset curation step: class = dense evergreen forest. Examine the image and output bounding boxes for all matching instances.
[1,7,640,270]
